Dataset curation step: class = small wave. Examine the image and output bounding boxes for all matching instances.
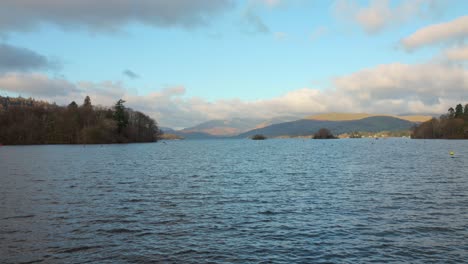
[59,245,101,253]
[117,181,136,185]
[2,214,35,220]
[121,198,145,203]
[412,226,455,233]
[285,172,307,176]
[136,231,154,237]
[0,230,18,234]
[18,259,44,264]
[100,228,138,234]
[259,210,276,215]
[90,219,137,224]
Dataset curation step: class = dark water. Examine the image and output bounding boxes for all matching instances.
[1,139,467,263]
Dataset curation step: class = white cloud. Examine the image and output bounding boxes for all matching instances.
[333,62,468,112]
[334,0,443,34]
[401,15,468,51]
[443,45,468,61]
[0,72,79,97]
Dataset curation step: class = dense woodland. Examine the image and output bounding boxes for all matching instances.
[412,103,468,139]
[0,96,162,145]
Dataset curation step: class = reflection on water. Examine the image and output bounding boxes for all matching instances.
[1,139,467,263]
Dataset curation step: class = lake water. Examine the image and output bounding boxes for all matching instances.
[1,139,467,263]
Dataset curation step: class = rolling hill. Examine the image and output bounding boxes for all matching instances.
[306,112,433,123]
[237,116,416,138]
[180,116,300,136]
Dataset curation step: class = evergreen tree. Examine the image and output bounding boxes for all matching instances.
[455,104,463,118]
[113,99,128,134]
[68,101,78,109]
[448,107,455,118]
[83,96,92,108]
[464,104,468,115]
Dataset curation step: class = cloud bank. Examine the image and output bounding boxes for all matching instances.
[334,63,468,108]
[2,60,465,128]
[0,0,234,33]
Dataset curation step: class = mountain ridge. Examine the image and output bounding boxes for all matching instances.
[161,115,420,139]
[236,116,417,138]
[306,113,433,123]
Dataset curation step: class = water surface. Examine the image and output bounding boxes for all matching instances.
[1,139,467,263]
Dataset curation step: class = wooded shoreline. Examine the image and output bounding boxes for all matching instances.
[0,96,162,145]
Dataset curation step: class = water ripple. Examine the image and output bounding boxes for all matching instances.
[1,139,467,263]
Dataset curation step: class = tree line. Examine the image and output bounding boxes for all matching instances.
[0,96,162,145]
[412,103,468,139]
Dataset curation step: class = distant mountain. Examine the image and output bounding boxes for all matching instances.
[174,131,223,140]
[181,116,299,136]
[160,127,177,133]
[253,116,301,129]
[181,119,259,136]
[237,116,416,138]
[159,129,222,140]
[306,112,432,123]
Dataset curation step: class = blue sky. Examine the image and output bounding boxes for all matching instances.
[0,0,467,127]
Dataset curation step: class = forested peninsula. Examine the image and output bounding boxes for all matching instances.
[412,103,468,139]
[0,96,162,145]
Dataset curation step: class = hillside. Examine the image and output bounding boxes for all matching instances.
[237,116,416,138]
[174,131,223,140]
[160,126,223,139]
[306,113,432,123]
[180,116,299,136]
[181,118,263,136]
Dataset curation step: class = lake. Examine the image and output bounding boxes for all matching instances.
[1,139,467,263]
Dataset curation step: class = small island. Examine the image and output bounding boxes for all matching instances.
[251,134,267,140]
[313,128,337,139]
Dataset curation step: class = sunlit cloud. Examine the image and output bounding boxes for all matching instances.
[334,0,444,34]
[0,72,79,97]
[401,15,468,51]
[443,45,468,61]
[3,58,465,128]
